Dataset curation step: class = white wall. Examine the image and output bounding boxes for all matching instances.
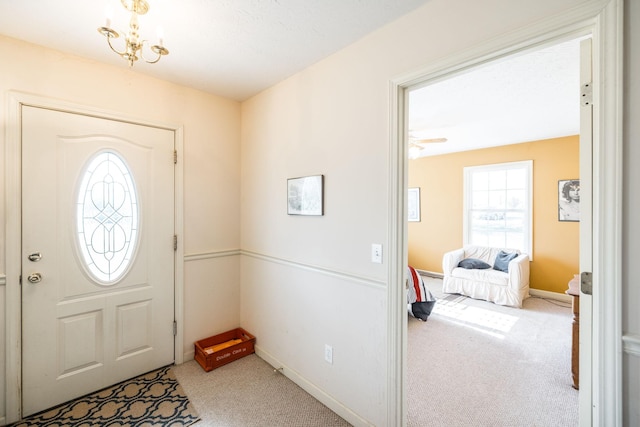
[239,0,614,425]
[0,35,242,423]
[623,0,640,425]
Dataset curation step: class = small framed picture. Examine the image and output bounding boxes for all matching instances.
[558,179,580,222]
[408,187,421,222]
[287,175,324,216]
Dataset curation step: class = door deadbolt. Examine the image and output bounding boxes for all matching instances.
[28,252,42,262]
[27,273,42,284]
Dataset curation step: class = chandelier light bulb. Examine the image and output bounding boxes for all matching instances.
[156,26,164,47]
[104,4,113,28]
[97,0,169,67]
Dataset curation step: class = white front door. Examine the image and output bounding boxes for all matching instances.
[21,106,176,416]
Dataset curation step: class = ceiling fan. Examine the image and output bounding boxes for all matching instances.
[409,137,448,145]
[408,137,448,158]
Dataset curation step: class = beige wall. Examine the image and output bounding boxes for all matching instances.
[2,0,638,424]
[408,136,580,294]
[0,35,241,423]
[239,0,595,424]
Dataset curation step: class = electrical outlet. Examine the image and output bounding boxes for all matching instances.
[371,244,382,264]
[324,344,333,364]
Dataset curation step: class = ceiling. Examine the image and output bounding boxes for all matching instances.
[408,37,582,157]
[0,1,580,156]
[0,0,429,101]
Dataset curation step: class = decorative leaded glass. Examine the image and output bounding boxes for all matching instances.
[76,151,138,284]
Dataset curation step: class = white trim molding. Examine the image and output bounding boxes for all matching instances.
[529,289,573,304]
[622,335,640,357]
[389,0,623,425]
[174,125,185,367]
[184,249,241,262]
[5,90,24,424]
[255,346,370,427]
[241,250,386,290]
[591,0,624,425]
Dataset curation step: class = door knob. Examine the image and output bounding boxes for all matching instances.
[27,273,42,284]
[28,252,42,262]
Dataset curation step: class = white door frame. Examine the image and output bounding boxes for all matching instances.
[4,91,185,424]
[388,0,623,425]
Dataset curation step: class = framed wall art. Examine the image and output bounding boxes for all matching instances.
[558,179,580,222]
[287,175,324,216]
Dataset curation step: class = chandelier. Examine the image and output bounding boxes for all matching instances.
[98,0,169,67]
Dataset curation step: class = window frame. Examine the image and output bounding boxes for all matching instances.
[75,150,140,285]
[462,160,533,258]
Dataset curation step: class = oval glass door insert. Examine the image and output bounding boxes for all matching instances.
[76,151,139,284]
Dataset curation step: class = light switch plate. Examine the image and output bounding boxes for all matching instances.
[325,344,333,364]
[371,244,382,264]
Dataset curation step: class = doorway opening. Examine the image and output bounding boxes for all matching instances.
[386,6,626,418]
[404,36,584,425]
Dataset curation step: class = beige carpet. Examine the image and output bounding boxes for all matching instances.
[408,276,579,427]
[171,276,577,426]
[173,354,351,426]
[13,366,199,427]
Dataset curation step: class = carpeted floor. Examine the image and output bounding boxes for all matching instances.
[174,276,577,426]
[173,354,351,426]
[12,366,199,427]
[12,277,577,426]
[408,276,579,427]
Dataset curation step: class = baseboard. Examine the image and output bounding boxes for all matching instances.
[180,345,371,425]
[416,269,443,279]
[529,288,572,304]
[183,350,195,362]
[254,346,372,427]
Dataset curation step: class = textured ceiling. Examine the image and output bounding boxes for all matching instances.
[0,0,429,101]
[0,1,581,155]
[408,37,583,157]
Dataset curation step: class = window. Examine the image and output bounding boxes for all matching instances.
[463,160,532,256]
[76,151,139,284]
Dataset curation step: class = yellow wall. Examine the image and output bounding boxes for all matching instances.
[408,135,579,294]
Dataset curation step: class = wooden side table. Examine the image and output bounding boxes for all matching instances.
[567,275,580,390]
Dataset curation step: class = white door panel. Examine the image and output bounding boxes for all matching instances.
[579,37,593,425]
[21,106,175,416]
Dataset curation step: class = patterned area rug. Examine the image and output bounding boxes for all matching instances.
[12,366,200,427]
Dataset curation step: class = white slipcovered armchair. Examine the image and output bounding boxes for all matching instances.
[442,245,530,308]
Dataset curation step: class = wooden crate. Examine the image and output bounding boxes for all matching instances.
[194,328,256,372]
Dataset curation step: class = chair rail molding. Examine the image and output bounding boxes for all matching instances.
[241,250,386,290]
[184,249,241,262]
